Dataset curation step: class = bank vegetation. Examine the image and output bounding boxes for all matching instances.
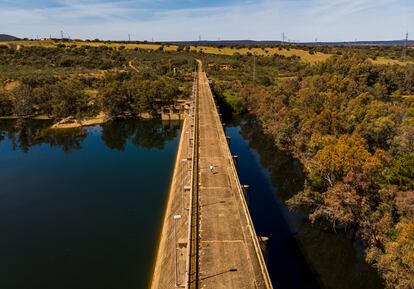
[0,45,193,124]
[206,51,414,289]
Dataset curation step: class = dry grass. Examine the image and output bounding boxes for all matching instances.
[402,95,414,101]
[4,80,20,91]
[2,40,330,63]
[6,40,57,48]
[73,41,180,51]
[190,46,331,63]
[371,57,414,66]
[83,89,99,97]
[4,40,413,65]
[2,40,178,51]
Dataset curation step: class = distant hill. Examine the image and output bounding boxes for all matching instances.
[165,39,413,47]
[302,40,414,46]
[0,34,19,41]
[165,40,283,47]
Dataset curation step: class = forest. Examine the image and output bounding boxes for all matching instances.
[0,44,193,120]
[205,50,413,289]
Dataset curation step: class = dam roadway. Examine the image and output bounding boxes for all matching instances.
[150,61,273,289]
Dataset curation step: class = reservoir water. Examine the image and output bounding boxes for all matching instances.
[0,118,385,289]
[226,118,384,289]
[0,120,181,289]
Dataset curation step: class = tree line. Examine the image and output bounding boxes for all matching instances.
[203,50,413,288]
[0,73,183,119]
[0,45,194,120]
[245,54,413,289]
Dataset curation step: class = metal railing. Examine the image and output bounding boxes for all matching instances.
[184,62,200,289]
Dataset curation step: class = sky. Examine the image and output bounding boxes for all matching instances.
[0,0,413,42]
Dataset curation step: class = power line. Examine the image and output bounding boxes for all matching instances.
[402,32,409,59]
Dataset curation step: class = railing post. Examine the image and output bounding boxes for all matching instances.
[242,184,249,200]
[232,155,238,167]
[259,236,269,265]
[183,186,191,211]
[173,214,182,288]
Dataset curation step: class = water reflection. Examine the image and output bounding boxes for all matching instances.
[238,116,305,201]
[0,119,181,153]
[101,120,181,151]
[0,119,181,289]
[230,116,384,289]
[0,119,86,153]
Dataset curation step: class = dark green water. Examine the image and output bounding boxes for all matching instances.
[226,118,385,289]
[0,120,181,289]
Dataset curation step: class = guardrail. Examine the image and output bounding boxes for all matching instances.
[184,63,200,289]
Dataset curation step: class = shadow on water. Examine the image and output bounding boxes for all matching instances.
[225,116,384,289]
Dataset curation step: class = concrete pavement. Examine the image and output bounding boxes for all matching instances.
[197,69,272,289]
[150,62,272,289]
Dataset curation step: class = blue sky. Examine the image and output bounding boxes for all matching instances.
[0,0,412,41]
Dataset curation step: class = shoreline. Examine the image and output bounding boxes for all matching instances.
[49,112,108,129]
[0,115,53,120]
[0,112,187,129]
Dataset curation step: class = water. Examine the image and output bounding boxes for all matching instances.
[225,118,384,289]
[0,117,385,289]
[0,119,181,289]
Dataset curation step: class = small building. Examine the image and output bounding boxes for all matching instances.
[161,99,191,120]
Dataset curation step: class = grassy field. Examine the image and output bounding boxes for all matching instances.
[6,39,178,50]
[371,57,414,66]
[3,40,414,65]
[3,40,330,63]
[191,46,331,62]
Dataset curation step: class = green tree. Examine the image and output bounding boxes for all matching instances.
[12,84,36,116]
[387,154,414,191]
[100,80,133,118]
[0,91,13,116]
[51,81,89,118]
